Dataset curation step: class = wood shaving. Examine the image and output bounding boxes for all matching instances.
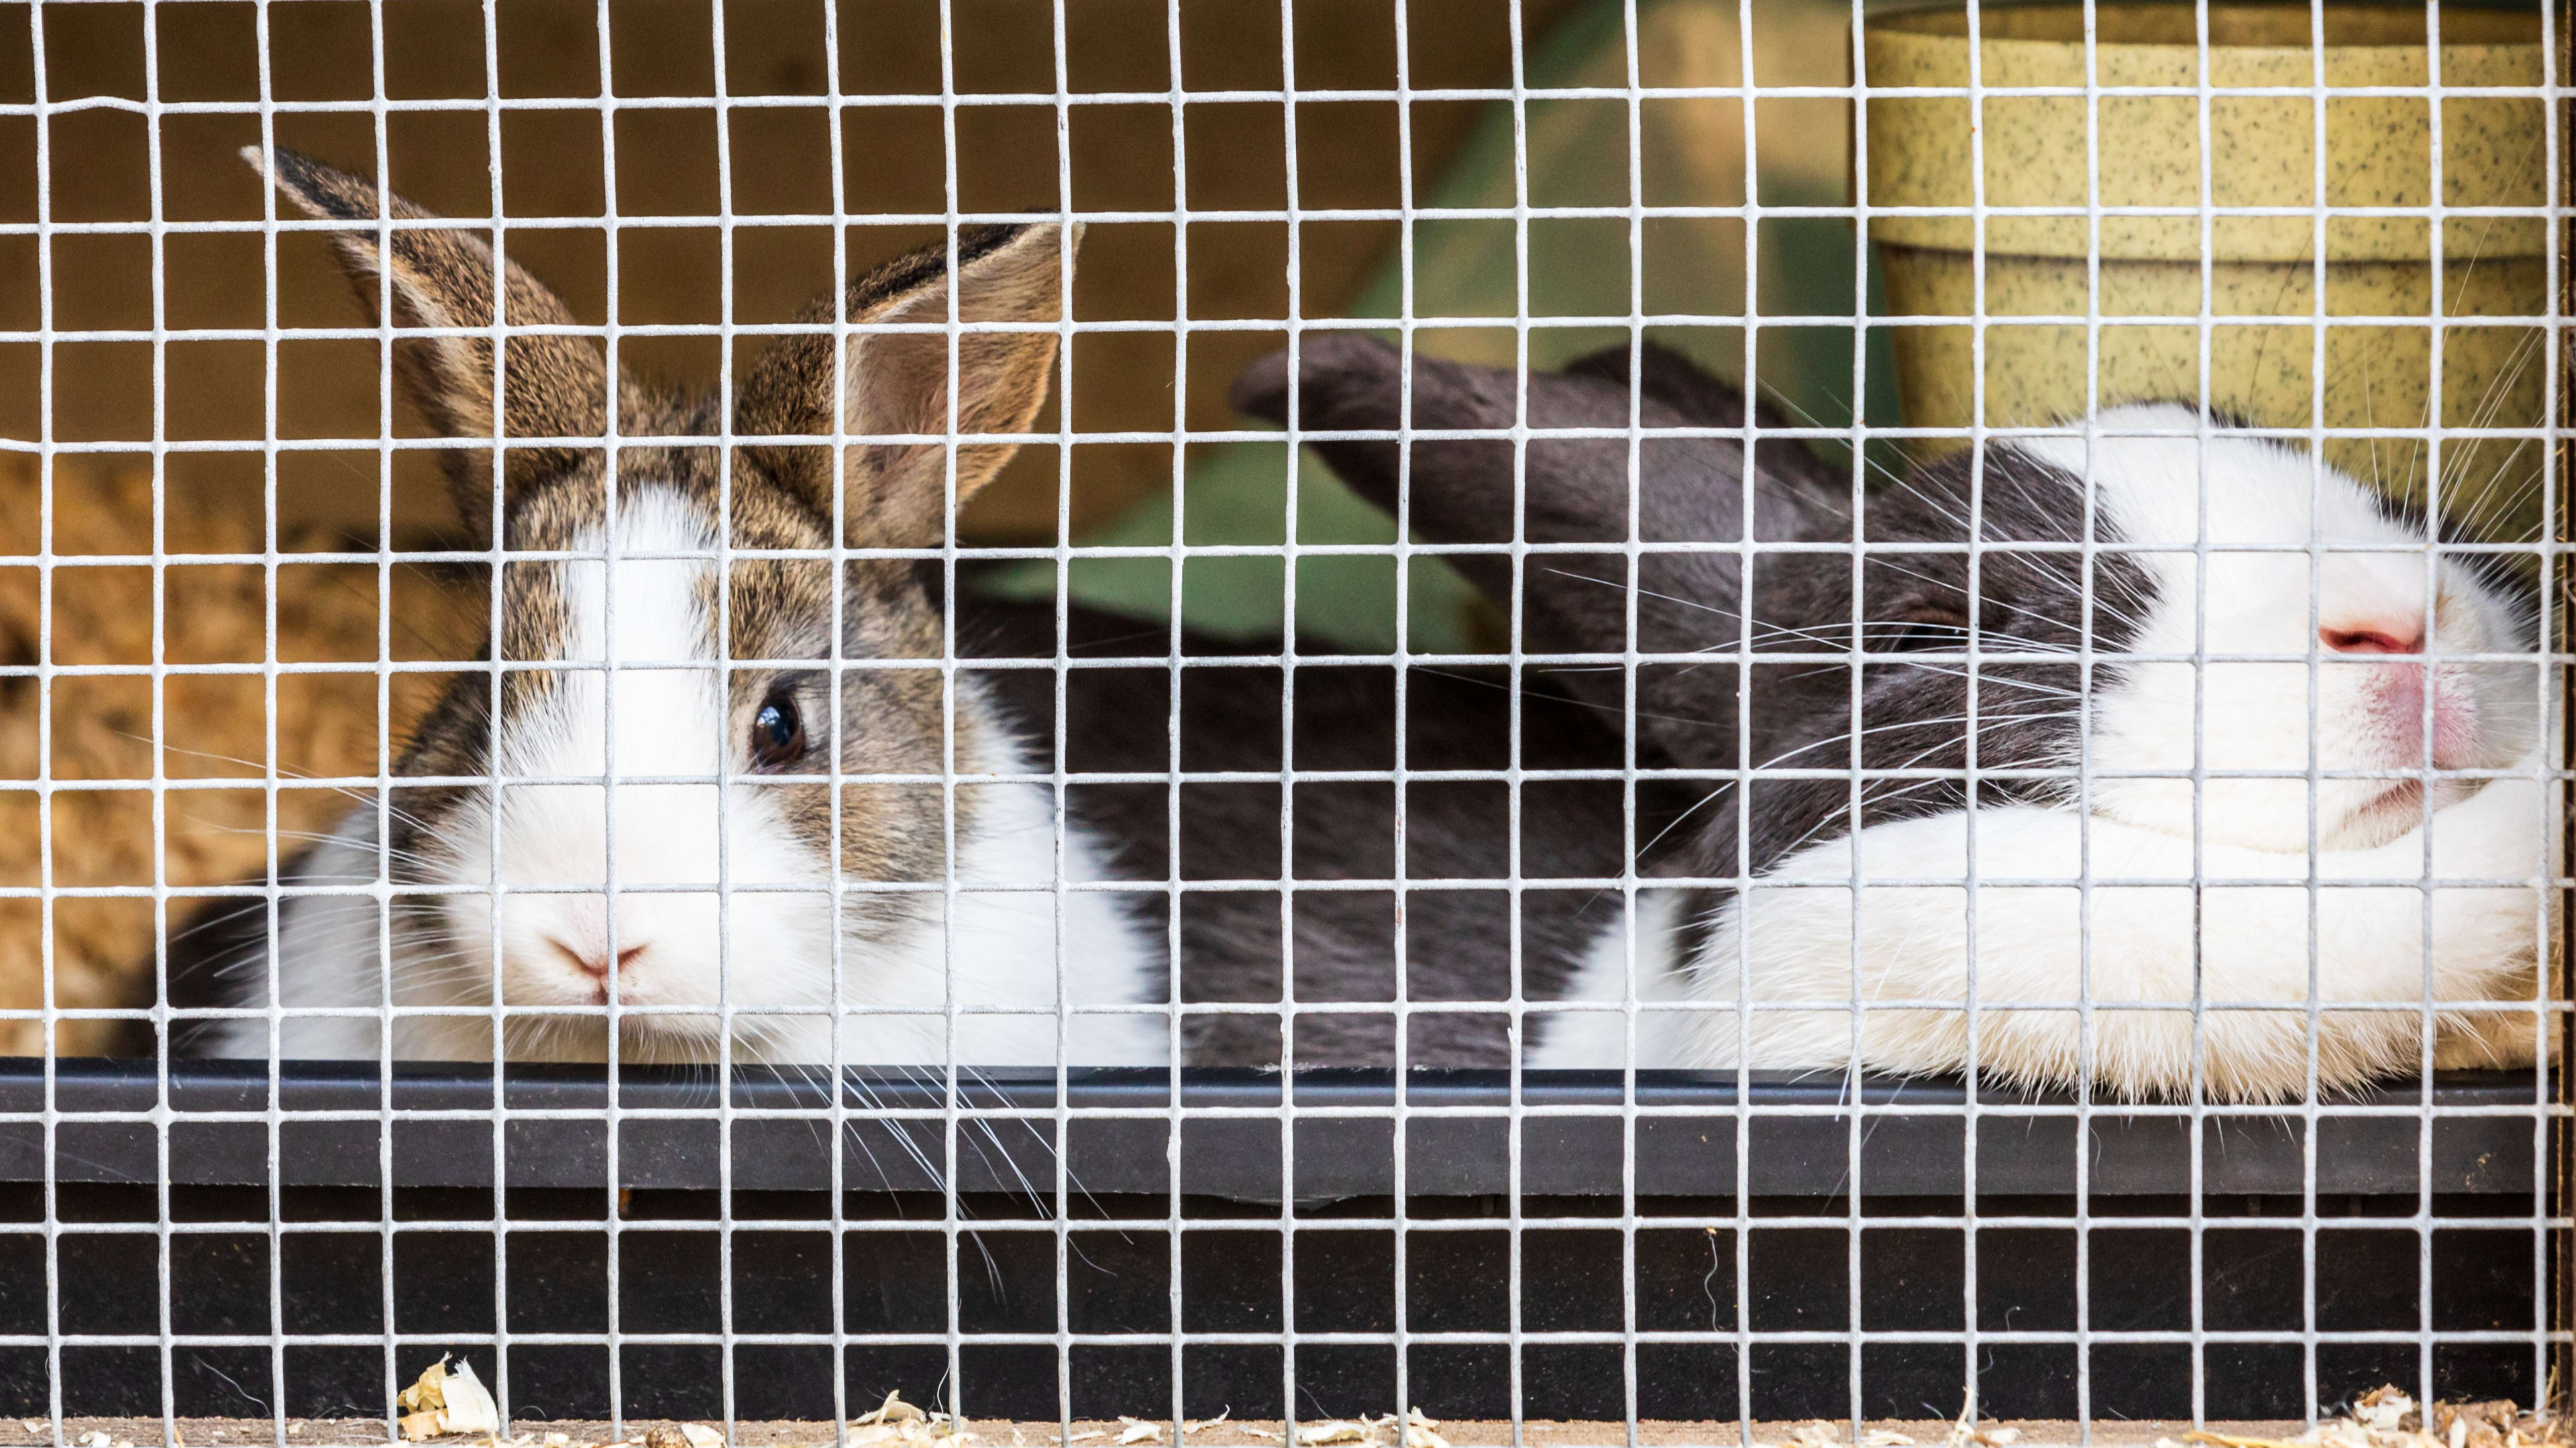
[680,1428,726,1448]
[2356,1390,2418,1435]
[1179,1414,1230,1438]
[1397,1412,1448,1448]
[839,1398,974,1448]
[854,1400,928,1431]
[828,1427,977,1447]
[1063,1435,1105,1444]
[1931,1407,2020,1448]
[394,1357,500,1442]
[1114,1422,1162,1446]
[1276,1412,1446,1448]
[2173,1388,2569,1448]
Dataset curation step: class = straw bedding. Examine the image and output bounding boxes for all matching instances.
[0,458,466,1054]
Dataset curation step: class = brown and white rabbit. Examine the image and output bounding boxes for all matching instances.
[170,148,1162,1066]
[160,150,1662,1069]
[1236,335,2557,1099]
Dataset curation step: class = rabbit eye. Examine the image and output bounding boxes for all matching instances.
[751,694,806,767]
[1868,608,1972,654]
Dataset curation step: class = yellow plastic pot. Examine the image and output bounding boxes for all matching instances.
[1865,3,2548,537]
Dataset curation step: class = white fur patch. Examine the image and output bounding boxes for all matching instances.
[1523,891,1686,1069]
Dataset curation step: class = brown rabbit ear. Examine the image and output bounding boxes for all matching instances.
[735,223,1075,544]
[244,145,627,523]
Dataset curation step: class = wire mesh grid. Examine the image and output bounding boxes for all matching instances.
[0,0,2564,1441]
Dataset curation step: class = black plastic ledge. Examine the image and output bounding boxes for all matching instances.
[0,1060,2542,1200]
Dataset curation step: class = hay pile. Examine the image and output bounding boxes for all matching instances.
[0,459,467,1054]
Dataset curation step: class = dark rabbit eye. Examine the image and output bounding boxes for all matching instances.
[751,693,806,767]
[1870,608,1972,654]
[1890,617,1967,651]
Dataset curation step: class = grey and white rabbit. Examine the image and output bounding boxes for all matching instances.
[1235,335,2557,1100]
[170,148,1161,1066]
[160,150,1656,1069]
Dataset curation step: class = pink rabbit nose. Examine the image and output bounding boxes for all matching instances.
[2321,624,2424,655]
[550,939,651,979]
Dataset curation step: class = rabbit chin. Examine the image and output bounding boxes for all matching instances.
[427,773,1173,1066]
[422,772,864,1062]
[447,881,851,1064]
[2015,406,2539,854]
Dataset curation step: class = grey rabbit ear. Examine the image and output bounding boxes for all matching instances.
[1232,337,1792,647]
[735,223,1077,545]
[1227,331,1681,630]
[1226,331,1582,595]
[1560,341,1857,518]
[1227,333,1834,565]
[1232,335,1866,775]
[243,146,628,523]
[1561,340,1754,428]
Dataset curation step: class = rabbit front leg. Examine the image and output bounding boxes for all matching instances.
[1675,767,2555,1099]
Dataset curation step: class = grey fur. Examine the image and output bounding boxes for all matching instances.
[966,600,1696,1067]
[1231,334,2163,887]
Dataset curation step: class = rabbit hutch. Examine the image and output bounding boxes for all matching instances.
[0,0,2564,1442]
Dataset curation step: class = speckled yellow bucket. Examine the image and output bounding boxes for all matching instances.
[1866,4,2548,537]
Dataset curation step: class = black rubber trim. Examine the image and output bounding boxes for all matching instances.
[0,1059,2540,1199]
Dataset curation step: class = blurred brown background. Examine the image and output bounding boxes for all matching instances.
[2,0,1592,549]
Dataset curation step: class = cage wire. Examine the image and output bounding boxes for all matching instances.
[0,0,2564,1443]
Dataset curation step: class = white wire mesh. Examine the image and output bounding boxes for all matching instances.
[0,0,2564,1443]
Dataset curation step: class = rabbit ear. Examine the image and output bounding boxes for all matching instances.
[735,224,1075,544]
[1229,335,1843,566]
[1228,331,1778,627]
[1230,335,1856,769]
[244,146,625,522]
